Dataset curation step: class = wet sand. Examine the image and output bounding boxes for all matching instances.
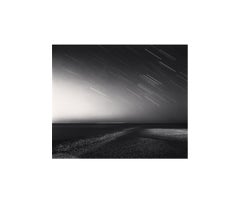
[52,125,187,158]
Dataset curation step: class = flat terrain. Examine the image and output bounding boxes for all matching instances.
[52,124,187,158]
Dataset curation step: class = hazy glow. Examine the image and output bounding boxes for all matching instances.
[53,72,128,123]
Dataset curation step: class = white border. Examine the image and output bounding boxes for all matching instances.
[1,1,240,199]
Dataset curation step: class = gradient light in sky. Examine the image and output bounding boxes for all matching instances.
[52,45,187,123]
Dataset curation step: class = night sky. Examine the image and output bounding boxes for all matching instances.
[52,45,187,123]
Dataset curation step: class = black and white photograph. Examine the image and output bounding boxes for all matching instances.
[52,45,188,158]
[1,1,239,199]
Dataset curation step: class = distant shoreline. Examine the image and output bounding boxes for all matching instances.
[52,123,188,129]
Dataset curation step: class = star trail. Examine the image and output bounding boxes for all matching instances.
[52,45,187,123]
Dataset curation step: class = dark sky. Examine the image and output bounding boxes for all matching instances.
[52,45,187,123]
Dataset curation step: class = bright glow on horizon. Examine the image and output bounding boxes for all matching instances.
[52,72,128,123]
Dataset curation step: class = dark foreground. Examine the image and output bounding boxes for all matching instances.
[52,124,188,158]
